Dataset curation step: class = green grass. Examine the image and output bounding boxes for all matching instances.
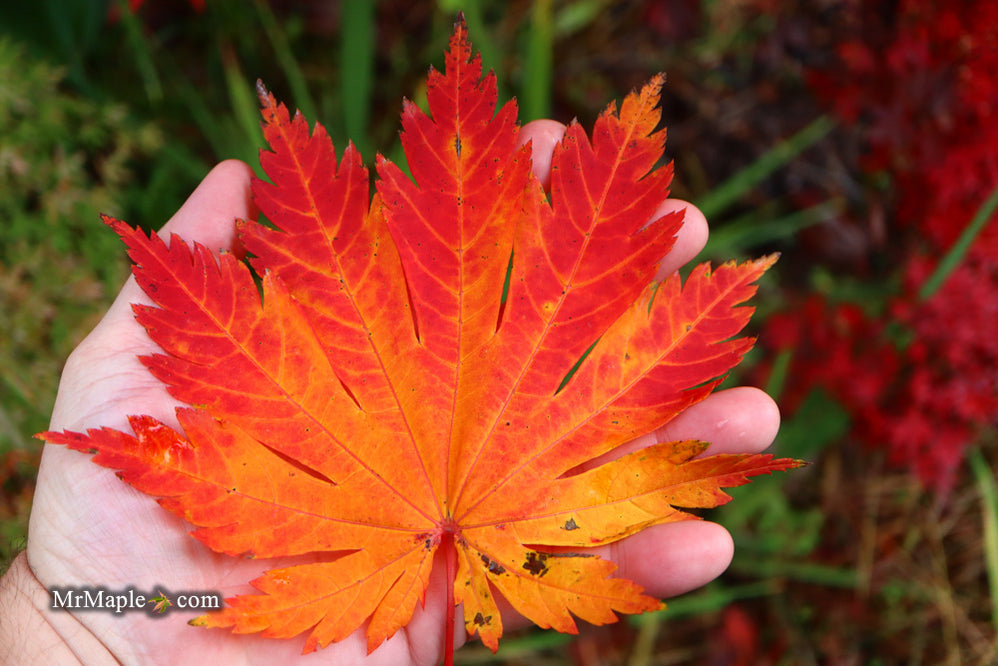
[970,448,998,641]
[918,181,998,300]
[696,115,836,221]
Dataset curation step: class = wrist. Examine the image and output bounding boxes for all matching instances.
[0,551,117,665]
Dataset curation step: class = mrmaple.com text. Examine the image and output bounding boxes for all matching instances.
[49,587,222,614]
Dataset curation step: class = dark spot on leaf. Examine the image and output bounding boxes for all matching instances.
[522,552,548,577]
[562,518,580,531]
[480,554,506,575]
[473,612,492,626]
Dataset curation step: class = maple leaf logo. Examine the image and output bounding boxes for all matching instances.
[41,20,801,661]
[148,591,173,614]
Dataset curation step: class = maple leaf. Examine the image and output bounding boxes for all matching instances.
[40,20,801,662]
[149,591,173,614]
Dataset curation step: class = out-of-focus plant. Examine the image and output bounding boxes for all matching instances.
[0,38,162,561]
[767,0,998,495]
[0,38,163,283]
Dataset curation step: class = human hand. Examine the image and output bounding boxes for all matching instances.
[5,122,779,664]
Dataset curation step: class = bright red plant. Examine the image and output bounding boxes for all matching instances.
[782,0,998,492]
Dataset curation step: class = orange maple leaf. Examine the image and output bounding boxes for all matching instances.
[41,20,801,662]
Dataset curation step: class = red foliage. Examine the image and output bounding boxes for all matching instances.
[709,606,762,666]
[779,0,998,491]
[810,0,998,245]
[764,297,897,451]
[126,0,205,14]
[888,253,998,486]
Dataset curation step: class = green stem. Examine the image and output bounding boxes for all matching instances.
[219,41,265,165]
[522,0,553,121]
[969,449,998,640]
[917,181,998,301]
[697,115,834,220]
[340,0,377,157]
[115,0,163,103]
[254,0,317,122]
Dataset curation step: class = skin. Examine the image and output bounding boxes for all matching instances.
[0,121,780,665]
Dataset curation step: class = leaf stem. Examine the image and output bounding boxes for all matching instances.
[444,531,457,666]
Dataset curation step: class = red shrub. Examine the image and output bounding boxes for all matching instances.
[777,0,998,491]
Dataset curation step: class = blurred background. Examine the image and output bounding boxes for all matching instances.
[1,0,996,663]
